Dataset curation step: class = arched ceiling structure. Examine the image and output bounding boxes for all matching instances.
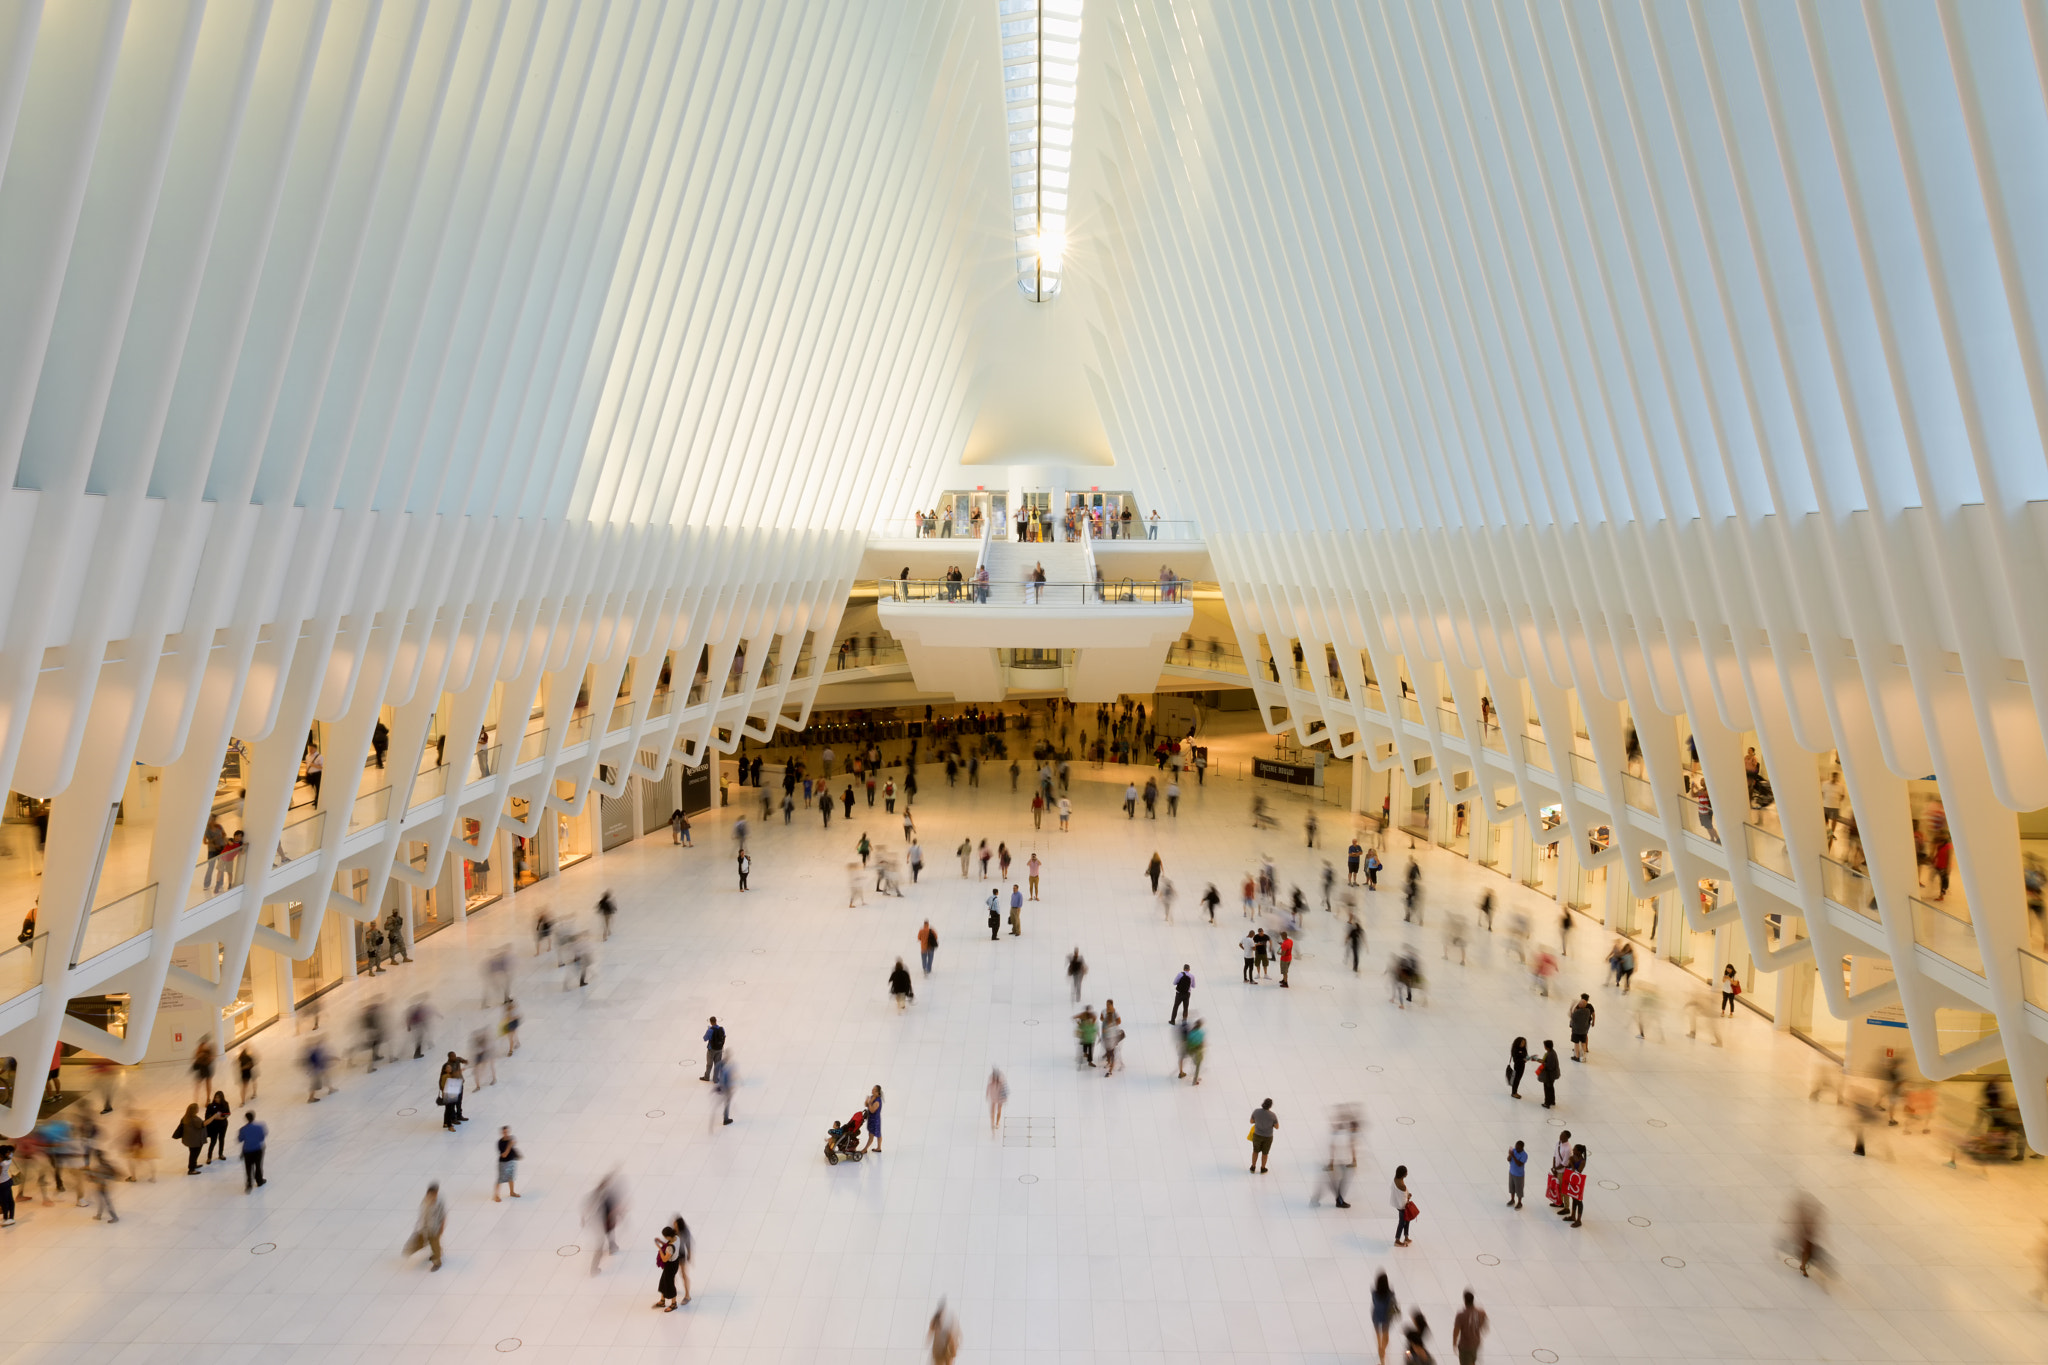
[1,1,2047,1140]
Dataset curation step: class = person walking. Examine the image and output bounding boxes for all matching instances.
[1073,1005,1099,1067]
[1248,1098,1278,1173]
[1067,948,1088,1002]
[986,1067,1008,1130]
[597,891,617,940]
[928,1300,961,1365]
[699,1017,725,1081]
[403,1183,446,1270]
[710,1054,735,1126]
[587,1173,625,1273]
[1026,853,1041,900]
[1181,1018,1205,1085]
[1100,1001,1124,1076]
[670,808,688,844]
[918,921,938,975]
[1506,1140,1528,1208]
[1558,907,1573,957]
[1570,994,1596,1061]
[890,959,915,1012]
[1145,852,1163,894]
[860,1085,884,1153]
[237,1111,267,1191]
[1506,1036,1528,1098]
[1170,964,1194,1022]
[1390,1165,1416,1246]
[1537,1040,1561,1108]
[1313,1111,1359,1208]
[494,1127,521,1201]
[1370,1272,1400,1365]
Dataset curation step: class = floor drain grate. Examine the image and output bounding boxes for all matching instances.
[1002,1117,1055,1148]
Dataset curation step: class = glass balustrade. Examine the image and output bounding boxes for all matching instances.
[1521,735,1552,771]
[348,783,392,834]
[1820,857,1877,920]
[648,691,673,720]
[410,763,448,808]
[1437,707,1461,734]
[275,809,324,865]
[1359,682,1384,715]
[1483,722,1506,754]
[1744,823,1794,879]
[1400,697,1423,724]
[566,711,595,746]
[70,884,156,967]
[467,745,502,784]
[1677,788,1720,843]
[518,722,549,764]
[2020,947,2048,1012]
[882,578,1199,606]
[188,841,249,907]
[0,932,44,1004]
[1567,751,1603,791]
[608,699,634,734]
[1911,896,1983,975]
[1618,771,1656,813]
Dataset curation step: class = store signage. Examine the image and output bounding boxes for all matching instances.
[1253,757,1317,785]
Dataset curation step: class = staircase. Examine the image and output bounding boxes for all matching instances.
[979,539,1089,606]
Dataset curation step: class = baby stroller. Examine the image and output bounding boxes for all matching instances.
[824,1110,867,1164]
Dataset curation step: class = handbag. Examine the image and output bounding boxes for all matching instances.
[1247,1126,1257,1141]
[1402,1199,1419,1221]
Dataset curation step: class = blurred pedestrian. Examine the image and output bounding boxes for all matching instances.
[928,1300,960,1365]
[711,1054,735,1127]
[236,1049,257,1104]
[1370,1271,1399,1365]
[597,891,617,940]
[403,1183,446,1270]
[1788,1193,1825,1278]
[587,1172,625,1274]
[1100,1004,1124,1077]
[890,959,915,1011]
[494,1126,521,1200]
[1313,1109,1358,1207]
[987,1068,1008,1130]
[1452,1290,1488,1365]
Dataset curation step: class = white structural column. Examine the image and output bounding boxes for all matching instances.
[1077,1,2048,1143]
[0,0,1003,1137]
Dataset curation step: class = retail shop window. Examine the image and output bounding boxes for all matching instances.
[459,822,500,913]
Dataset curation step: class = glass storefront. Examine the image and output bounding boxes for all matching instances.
[460,820,501,912]
[557,809,592,871]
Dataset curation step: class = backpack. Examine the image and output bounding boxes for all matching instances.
[708,1025,726,1050]
[926,928,937,948]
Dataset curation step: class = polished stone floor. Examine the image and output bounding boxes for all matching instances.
[1,713,2044,1365]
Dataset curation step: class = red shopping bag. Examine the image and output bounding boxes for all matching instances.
[1565,1170,1586,1202]
[1545,1169,1561,1204]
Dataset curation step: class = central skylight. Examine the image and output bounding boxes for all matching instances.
[1000,0,1083,302]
